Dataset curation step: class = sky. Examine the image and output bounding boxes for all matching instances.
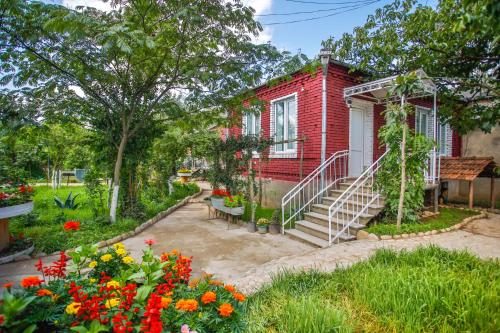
[45,0,435,59]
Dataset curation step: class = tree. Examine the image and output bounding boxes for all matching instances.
[1,0,291,221]
[324,0,499,133]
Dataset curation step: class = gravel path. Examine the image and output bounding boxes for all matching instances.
[228,214,500,294]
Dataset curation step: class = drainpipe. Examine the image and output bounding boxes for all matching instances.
[319,49,332,191]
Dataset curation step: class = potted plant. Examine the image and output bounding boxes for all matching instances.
[257,218,269,234]
[0,181,35,253]
[269,208,281,234]
[210,189,229,209]
[224,194,245,216]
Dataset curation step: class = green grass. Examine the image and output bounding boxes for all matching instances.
[365,207,479,236]
[245,246,500,332]
[9,183,199,254]
[241,203,276,222]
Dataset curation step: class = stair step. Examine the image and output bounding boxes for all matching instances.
[285,229,329,247]
[318,199,384,215]
[296,220,360,240]
[304,212,367,229]
[328,191,385,205]
[305,209,373,225]
[339,182,374,191]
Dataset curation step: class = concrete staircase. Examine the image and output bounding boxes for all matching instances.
[285,178,385,247]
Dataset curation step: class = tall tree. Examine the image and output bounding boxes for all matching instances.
[1,0,290,221]
[324,0,499,133]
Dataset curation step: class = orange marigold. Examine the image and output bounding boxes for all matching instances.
[224,285,236,293]
[233,292,245,302]
[201,291,217,304]
[161,297,172,309]
[218,303,234,317]
[3,282,13,289]
[37,289,53,296]
[21,276,43,288]
[209,280,223,286]
[175,299,198,312]
[189,278,200,288]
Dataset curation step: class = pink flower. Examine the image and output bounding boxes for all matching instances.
[145,239,156,246]
[181,324,198,333]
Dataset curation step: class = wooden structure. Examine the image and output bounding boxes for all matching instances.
[440,157,498,209]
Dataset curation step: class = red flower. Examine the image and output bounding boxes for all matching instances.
[0,314,4,325]
[140,293,163,333]
[3,282,13,289]
[64,221,80,231]
[145,239,155,246]
[18,185,26,193]
[212,189,230,197]
[0,192,8,200]
[21,276,43,288]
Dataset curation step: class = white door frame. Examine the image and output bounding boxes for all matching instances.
[349,99,374,177]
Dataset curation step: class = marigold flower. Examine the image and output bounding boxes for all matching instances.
[107,280,120,289]
[201,291,217,304]
[209,280,223,286]
[105,297,120,308]
[224,284,236,293]
[160,297,172,308]
[233,292,246,302]
[65,302,81,315]
[189,278,200,288]
[63,221,80,231]
[88,260,97,268]
[37,289,53,296]
[171,249,179,256]
[175,299,199,312]
[89,278,97,284]
[122,256,134,264]
[218,303,234,317]
[112,242,125,250]
[100,254,113,262]
[3,282,13,289]
[21,276,43,288]
[115,247,127,257]
[145,239,156,246]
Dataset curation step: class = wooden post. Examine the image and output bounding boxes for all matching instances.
[0,218,9,252]
[434,186,439,213]
[468,180,474,209]
[491,177,496,209]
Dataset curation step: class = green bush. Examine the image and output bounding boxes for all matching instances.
[246,246,500,332]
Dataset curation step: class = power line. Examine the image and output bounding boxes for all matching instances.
[285,0,376,5]
[262,0,381,25]
[255,1,375,16]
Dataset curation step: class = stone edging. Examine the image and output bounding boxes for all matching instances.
[0,188,203,264]
[0,243,35,265]
[358,212,487,241]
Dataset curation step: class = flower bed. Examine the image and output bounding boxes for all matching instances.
[0,241,246,332]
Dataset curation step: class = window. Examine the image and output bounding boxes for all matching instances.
[243,112,260,136]
[438,123,447,155]
[415,107,429,136]
[271,94,297,154]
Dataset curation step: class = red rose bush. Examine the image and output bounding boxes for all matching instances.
[0,243,246,332]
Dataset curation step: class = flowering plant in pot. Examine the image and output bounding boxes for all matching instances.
[256,218,269,234]
[0,241,247,332]
[224,195,245,215]
[211,189,230,209]
[268,208,281,234]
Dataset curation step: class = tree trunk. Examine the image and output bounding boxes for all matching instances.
[110,133,128,223]
[396,101,407,231]
[248,159,256,224]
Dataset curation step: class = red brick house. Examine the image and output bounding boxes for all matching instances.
[230,60,461,247]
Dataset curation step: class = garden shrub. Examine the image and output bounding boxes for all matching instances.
[0,242,246,332]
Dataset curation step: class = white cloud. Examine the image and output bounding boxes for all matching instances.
[244,0,273,43]
[63,0,111,11]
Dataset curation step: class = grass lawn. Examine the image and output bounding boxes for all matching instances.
[9,183,199,254]
[365,207,479,235]
[245,246,500,333]
[241,203,276,222]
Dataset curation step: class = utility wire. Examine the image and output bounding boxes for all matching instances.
[255,1,375,16]
[285,0,377,5]
[262,0,380,25]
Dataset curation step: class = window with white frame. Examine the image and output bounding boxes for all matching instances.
[271,94,297,154]
[438,123,447,155]
[243,112,261,136]
[415,107,430,137]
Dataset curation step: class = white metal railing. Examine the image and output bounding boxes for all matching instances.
[327,151,388,245]
[281,150,349,232]
[424,148,440,186]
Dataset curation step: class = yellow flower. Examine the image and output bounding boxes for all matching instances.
[89,278,97,284]
[65,302,81,315]
[112,242,125,250]
[105,298,120,309]
[100,254,113,262]
[122,256,134,264]
[115,248,126,257]
[107,280,120,289]
[88,261,97,268]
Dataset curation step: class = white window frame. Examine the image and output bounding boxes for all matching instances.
[242,112,261,137]
[415,106,431,137]
[270,92,298,158]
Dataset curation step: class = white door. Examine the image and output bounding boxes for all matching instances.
[349,102,373,177]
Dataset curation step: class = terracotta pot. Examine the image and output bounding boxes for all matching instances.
[269,223,281,234]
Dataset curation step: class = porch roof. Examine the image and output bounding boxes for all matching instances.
[440,157,498,181]
[343,69,436,104]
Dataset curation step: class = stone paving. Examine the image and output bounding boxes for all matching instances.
[1,183,499,295]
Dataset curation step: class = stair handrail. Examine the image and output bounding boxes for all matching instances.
[281,150,349,232]
[327,150,388,245]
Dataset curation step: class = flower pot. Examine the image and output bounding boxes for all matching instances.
[257,225,268,234]
[269,223,281,234]
[211,197,225,209]
[247,221,257,233]
[0,201,34,219]
[228,206,244,216]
